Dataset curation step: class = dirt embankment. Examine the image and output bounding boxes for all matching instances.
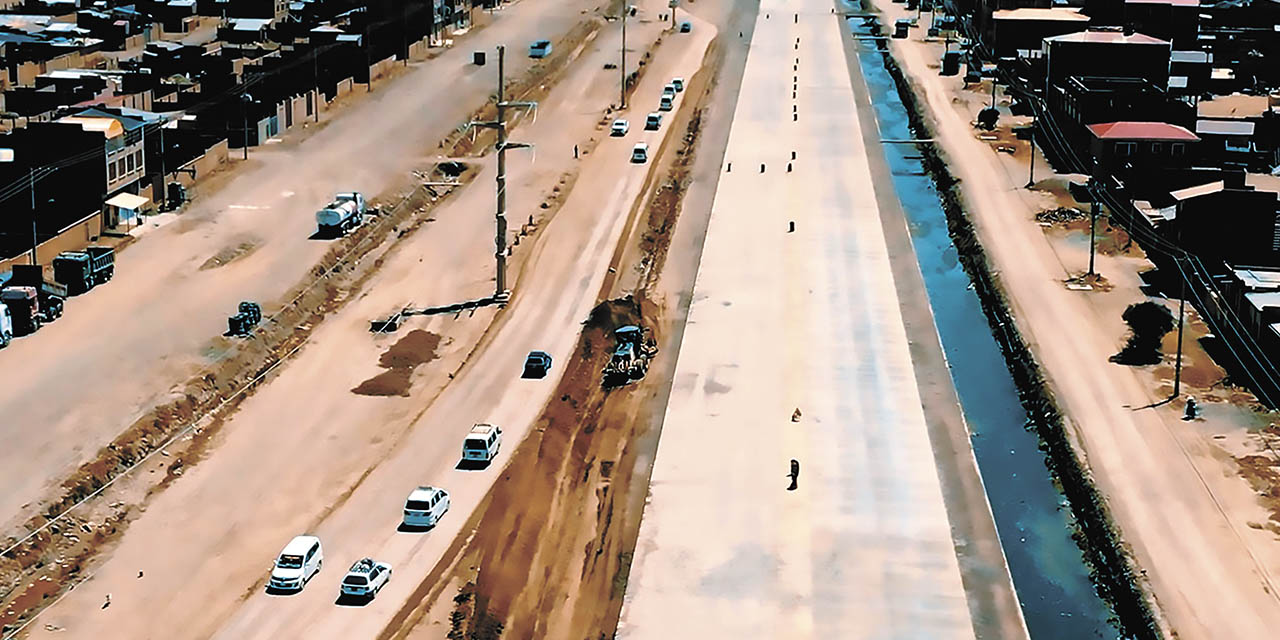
[377,36,719,640]
[862,9,1161,640]
[0,12,612,633]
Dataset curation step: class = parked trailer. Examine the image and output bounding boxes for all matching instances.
[7,264,65,322]
[315,192,367,237]
[52,246,115,295]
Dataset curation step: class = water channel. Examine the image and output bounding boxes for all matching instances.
[845,15,1120,639]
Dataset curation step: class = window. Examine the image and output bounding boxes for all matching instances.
[1151,142,1163,155]
[1171,143,1186,157]
[1116,142,1136,157]
[126,153,135,172]
[108,162,117,182]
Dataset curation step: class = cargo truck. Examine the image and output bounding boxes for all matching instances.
[315,192,366,237]
[6,264,64,322]
[53,246,115,295]
[1,287,41,335]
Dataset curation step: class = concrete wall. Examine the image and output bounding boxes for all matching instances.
[369,55,397,84]
[0,211,102,273]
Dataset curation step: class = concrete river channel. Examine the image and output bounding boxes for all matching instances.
[844,13,1120,640]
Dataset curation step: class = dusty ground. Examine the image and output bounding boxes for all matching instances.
[873,2,1280,637]
[0,1,631,634]
[9,3,710,638]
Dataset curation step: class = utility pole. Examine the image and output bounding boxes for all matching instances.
[1026,114,1036,188]
[620,5,628,108]
[1088,198,1098,276]
[467,45,535,301]
[1173,263,1187,397]
[28,166,37,265]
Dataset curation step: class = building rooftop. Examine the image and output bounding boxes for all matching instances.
[1235,267,1280,291]
[1245,291,1280,313]
[1088,121,1200,141]
[1171,50,1210,64]
[1045,29,1169,45]
[992,8,1089,21]
[1125,0,1199,6]
[1196,119,1256,136]
[1197,93,1274,118]
[1170,181,1225,200]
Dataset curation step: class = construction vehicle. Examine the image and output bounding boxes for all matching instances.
[1,287,42,335]
[602,325,658,386]
[52,246,115,295]
[315,192,367,237]
[6,264,65,322]
[227,301,262,336]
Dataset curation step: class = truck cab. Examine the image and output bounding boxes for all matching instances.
[0,287,40,335]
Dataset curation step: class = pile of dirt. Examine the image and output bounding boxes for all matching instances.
[198,240,260,270]
[352,330,444,397]
[1035,207,1086,225]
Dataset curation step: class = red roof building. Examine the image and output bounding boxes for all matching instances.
[1088,121,1200,141]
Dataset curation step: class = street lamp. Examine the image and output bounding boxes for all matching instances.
[240,93,259,160]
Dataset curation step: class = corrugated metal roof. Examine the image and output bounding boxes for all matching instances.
[105,192,149,210]
[1171,50,1209,63]
[1170,181,1225,200]
[1196,119,1255,136]
[1235,267,1280,291]
[992,8,1089,20]
[1045,30,1168,45]
[1125,0,1199,6]
[1087,121,1200,141]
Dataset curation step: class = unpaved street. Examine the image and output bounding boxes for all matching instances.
[871,0,1280,636]
[0,0,598,536]
[25,7,711,638]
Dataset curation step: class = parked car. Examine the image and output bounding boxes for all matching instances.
[611,119,630,136]
[524,350,554,377]
[529,40,552,58]
[462,424,503,462]
[269,535,323,592]
[340,558,392,599]
[402,486,450,528]
[679,21,692,33]
[645,112,663,130]
[0,305,12,348]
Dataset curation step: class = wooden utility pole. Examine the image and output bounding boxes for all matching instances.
[1173,266,1187,397]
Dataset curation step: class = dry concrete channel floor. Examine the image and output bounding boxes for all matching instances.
[618,1,1025,639]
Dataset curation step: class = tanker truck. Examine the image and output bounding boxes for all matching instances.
[315,192,367,238]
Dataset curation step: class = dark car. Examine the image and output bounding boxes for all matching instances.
[679,21,692,33]
[523,351,553,378]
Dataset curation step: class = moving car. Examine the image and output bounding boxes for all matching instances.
[340,558,392,598]
[659,94,673,111]
[0,305,12,348]
[402,486,450,528]
[645,112,663,130]
[679,21,692,33]
[529,40,552,58]
[663,83,677,97]
[524,350,554,377]
[463,423,503,462]
[269,535,323,592]
[611,119,630,136]
[671,77,685,92]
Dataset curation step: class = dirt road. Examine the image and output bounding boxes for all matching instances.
[22,7,711,639]
[871,0,1280,636]
[0,0,598,538]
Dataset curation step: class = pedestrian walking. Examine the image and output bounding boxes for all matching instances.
[787,459,800,491]
[573,144,579,159]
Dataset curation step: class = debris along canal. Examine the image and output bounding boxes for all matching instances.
[844,12,1118,640]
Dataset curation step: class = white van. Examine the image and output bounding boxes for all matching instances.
[269,535,323,591]
[402,486,450,528]
[462,424,503,462]
[659,93,674,111]
[0,305,12,348]
[631,142,649,163]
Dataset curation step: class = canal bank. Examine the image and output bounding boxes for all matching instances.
[838,1,1155,638]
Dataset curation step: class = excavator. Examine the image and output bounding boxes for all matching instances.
[602,325,658,387]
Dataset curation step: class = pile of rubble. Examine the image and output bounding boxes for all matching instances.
[1035,207,1087,224]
